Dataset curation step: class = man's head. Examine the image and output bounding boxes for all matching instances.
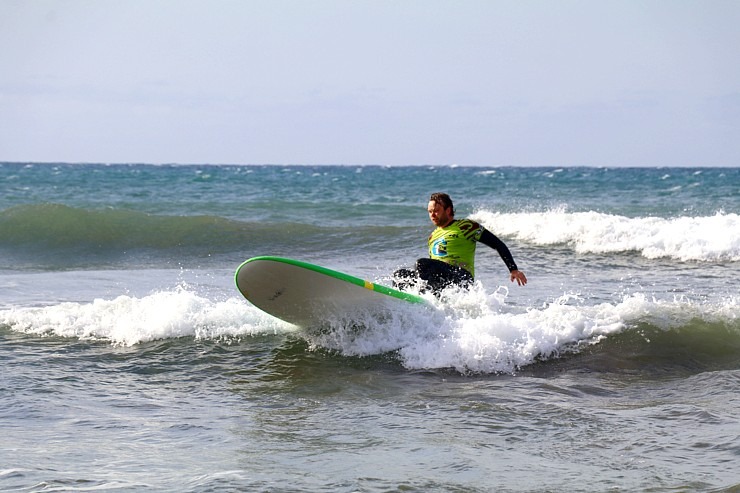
[428,193,455,227]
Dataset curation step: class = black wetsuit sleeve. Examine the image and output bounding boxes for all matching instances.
[479,229,519,272]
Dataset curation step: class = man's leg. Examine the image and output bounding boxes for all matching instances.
[392,267,419,291]
[416,258,473,294]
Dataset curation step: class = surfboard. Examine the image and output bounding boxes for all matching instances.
[234,256,427,327]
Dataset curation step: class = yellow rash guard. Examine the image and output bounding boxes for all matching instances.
[428,219,484,276]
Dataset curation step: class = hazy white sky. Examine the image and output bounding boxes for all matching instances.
[1,0,739,166]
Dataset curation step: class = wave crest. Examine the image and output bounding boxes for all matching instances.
[4,287,736,375]
[473,209,740,262]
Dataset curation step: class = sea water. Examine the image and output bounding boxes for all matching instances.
[1,163,738,492]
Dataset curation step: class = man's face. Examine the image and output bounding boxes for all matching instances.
[428,200,453,227]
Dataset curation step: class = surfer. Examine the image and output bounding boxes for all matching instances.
[394,192,527,294]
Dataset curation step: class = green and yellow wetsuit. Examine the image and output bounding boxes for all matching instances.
[428,219,518,277]
[394,218,520,294]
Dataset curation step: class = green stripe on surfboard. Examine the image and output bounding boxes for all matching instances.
[235,256,426,305]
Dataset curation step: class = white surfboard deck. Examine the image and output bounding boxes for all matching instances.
[235,256,427,327]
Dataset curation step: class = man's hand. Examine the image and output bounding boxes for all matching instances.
[510,270,528,286]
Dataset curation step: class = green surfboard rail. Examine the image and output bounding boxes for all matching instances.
[235,256,427,305]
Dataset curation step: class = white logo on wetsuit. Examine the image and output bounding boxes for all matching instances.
[431,238,448,257]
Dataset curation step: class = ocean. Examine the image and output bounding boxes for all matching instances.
[1,163,738,492]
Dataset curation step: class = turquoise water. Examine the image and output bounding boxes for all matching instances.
[1,163,739,491]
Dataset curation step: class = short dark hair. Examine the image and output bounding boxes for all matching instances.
[429,193,454,215]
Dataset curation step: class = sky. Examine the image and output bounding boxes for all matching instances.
[1,0,739,167]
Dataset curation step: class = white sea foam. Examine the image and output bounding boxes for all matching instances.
[472,209,740,262]
[394,288,623,373]
[393,287,739,373]
[2,285,737,374]
[296,283,740,373]
[0,287,295,346]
